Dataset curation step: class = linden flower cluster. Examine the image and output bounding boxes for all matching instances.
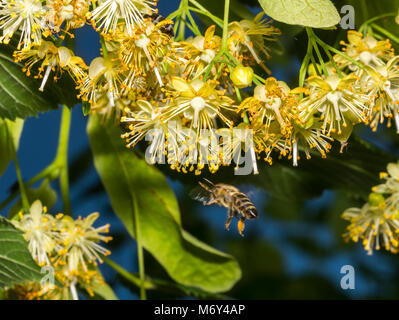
[0,0,91,92]
[239,31,399,168]
[7,200,112,300]
[1,0,398,174]
[342,162,399,255]
[0,0,90,48]
[239,77,334,167]
[106,10,283,175]
[334,31,399,133]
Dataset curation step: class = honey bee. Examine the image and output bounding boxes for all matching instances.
[190,179,258,237]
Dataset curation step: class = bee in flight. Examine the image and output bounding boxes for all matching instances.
[190,179,258,237]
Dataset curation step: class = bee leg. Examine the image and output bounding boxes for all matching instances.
[206,195,217,206]
[237,218,246,237]
[225,205,234,231]
[225,216,233,231]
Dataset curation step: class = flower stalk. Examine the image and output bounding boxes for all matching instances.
[55,105,72,215]
[7,121,30,212]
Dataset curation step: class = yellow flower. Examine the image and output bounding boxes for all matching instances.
[244,123,276,166]
[14,41,87,91]
[120,77,236,174]
[298,73,370,136]
[11,199,112,300]
[373,162,399,211]
[362,56,399,132]
[342,203,399,255]
[373,162,399,194]
[335,31,394,71]
[163,77,235,130]
[228,12,280,72]
[176,25,222,79]
[6,282,64,300]
[118,19,173,87]
[239,77,293,135]
[46,0,90,31]
[218,123,259,174]
[89,0,156,35]
[121,99,164,149]
[79,55,123,114]
[54,212,111,274]
[159,78,236,174]
[288,117,333,166]
[0,0,48,50]
[55,264,104,298]
[12,200,56,267]
[45,0,74,32]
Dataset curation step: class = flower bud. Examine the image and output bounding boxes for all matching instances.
[368,192,385,207]
[230,65,254,88]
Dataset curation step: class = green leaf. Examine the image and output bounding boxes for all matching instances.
[104,257,229,299]
[0,118,23,177]
[258,0,341,28]
[8,180,58,219]
[0,217,43,288]
[87,116,241,293]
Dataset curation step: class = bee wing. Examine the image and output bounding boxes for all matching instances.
[237,185,257,200]
[189,185,212,205]
[245,190,254,198]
